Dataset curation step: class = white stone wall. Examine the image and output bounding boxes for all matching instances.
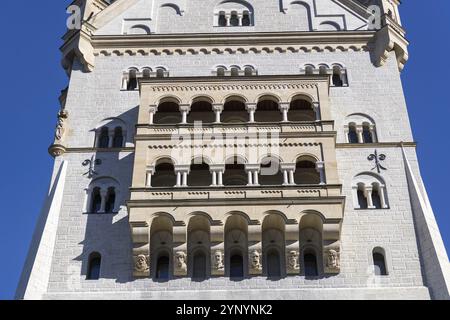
[36,49,434,299]
[96,0,368,36]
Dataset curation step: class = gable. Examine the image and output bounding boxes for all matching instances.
[93,0,371,36]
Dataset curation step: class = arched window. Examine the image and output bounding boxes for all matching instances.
[372,184,383,209]
[259,156,283,185]
[90,187,102,213]
[112,127,124,148]
[289,99,316,122]
[373,250,388,276]
[230,254,244,278]
[357,184,368,209]
[230,12,239,26]
[187,101,215,124]
[156,68,165,78]
[192,251,207,280]
[189,160,211,187]
[345,115,377,143]
[104,187,116,213]
[224,157,247,186]
[347,124,358,143]
[154,101,182,124]
[153,159,177,187]
[217,67,226,77]
[319,65,328,75]
[156,254,170,280]
[127,69,138,90]
[353,174,388,209]
[230,67,240,77]
[222,99,248,123]
[242,11,251,26]
[362,123,374,143]
[87,252,101,280]
[218,12,227,27]
[97,127,109,148]
[255,99,281,123]
[304,252,318,277]
[332,65,347,87]
[305,65,315,75]
[294,158,320,185]
[266,249,281,278]
[215,1,254,27]
[244,66,254,76]
[142,68,151,78]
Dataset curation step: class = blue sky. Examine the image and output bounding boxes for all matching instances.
[0,2,449,300]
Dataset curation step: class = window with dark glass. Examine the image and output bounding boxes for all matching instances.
[98,127,109,148]
[90,187,102,213]
[304,253,318,277]
[156,255,170,280]
[230,254,244,278]
[87,253,101,280]
[373,252,387,276]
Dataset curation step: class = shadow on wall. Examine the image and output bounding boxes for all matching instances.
[74,106,138,285]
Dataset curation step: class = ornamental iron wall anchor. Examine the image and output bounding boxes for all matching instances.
[368,150,386,173]
[83,155,102,178]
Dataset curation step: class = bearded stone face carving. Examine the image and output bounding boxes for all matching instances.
[134,254,149,274]
[287,250,300,273]
[213,250,224,272]
[249,250,262,273]
[324,249,340,273]
[174,251,187,276]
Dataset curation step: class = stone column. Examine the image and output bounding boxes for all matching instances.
[365,186,375,209]
[344,125,349,143]
[148,105,157,125]
[174,165,190,187]
[210,165,225,187]
[131,221,150,278]
[285,224,300,275]
[279,102,290,122]
[121,73,129,90]
[145,166,155,188]
[248,223,262,276]
[179,104,190,124]
[175,171,182,187]
[316,161,326,185]
[213,104,223,123]
[282,170,289,186]
[99,189,107,213]
[245,164,260,186]
[313,102,321,121]
[211,171,217,186]
[108,130,114,148]
[211,224,225,276]
[247,171,253,186]
[379,185,388,208]
[173,225,188,277]
[369,124,377,142]
[246,103,257,123]
[356,125,364,143]
[281,163,296,186]
[352,186,360,209]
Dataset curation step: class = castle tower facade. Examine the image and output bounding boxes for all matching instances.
[16,0,450,300]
